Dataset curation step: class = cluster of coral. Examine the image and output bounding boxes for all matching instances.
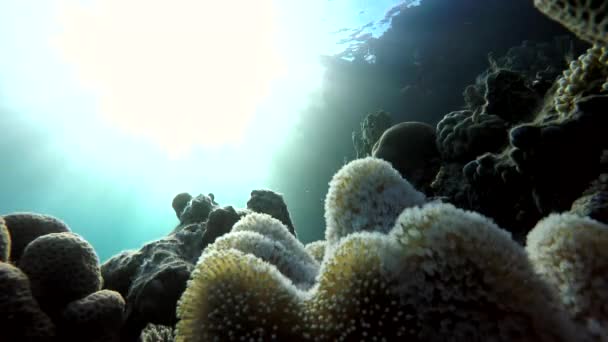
[174,158,607,341]
[2,1,608,341]
[355,0,608,243]
[5,156,608,341]
[0,213,125,341]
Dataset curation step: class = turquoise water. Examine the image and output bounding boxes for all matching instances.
[0,0,409,261]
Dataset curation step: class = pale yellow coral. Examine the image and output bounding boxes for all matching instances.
[324,157,425,244]
[304,240,326,263]
[552,45,608,116]
[175,249,307,341]
[175,203,583,341]
[527,213,608,338]
[386,203,580,341]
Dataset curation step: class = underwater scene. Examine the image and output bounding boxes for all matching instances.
[1,0,608,340]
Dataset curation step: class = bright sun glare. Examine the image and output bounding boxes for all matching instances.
[53,0,285,155]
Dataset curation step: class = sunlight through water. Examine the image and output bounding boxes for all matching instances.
[54,0,285,155]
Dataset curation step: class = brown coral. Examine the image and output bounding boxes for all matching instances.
[2,212,70,262]
[60,289,126,341]
[0,261,55,340]
[18,232,102,313]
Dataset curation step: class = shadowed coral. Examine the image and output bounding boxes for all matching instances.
[60,289,126,341]
[18,232,102,314]
[128,251,193,325]
[178,194,218,226]
[553,46,608,115]
[101,249,142,298]
[324,157,425,244]
[436,110,508,162]
[201,206,240,249]
[2,212,70,262]
[527,213,608,338]
[371,121,441,192]
[175,249,308,342]
[533,0,608,45]
[0,217,10,262]
[172,192,193,219]
[304,240,326,263]
[0,261,55,340]
[246,189,297,236]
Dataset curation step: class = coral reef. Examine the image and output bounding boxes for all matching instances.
[422,30,608,240]
[4,2,608,341]
[371,121,441,192]
[174,158,594,341]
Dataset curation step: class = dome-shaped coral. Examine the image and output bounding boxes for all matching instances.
[2,212,70,262]
[324,157,425,244]
[308,232,411,341]
[60,289,126,341]
[526,213,608,338]
[0,261,55,340]
[18,232,102,313]
[372,121,441,192]
[0,217,10,262]
[175,249,307,342]
[386,202,579,341]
